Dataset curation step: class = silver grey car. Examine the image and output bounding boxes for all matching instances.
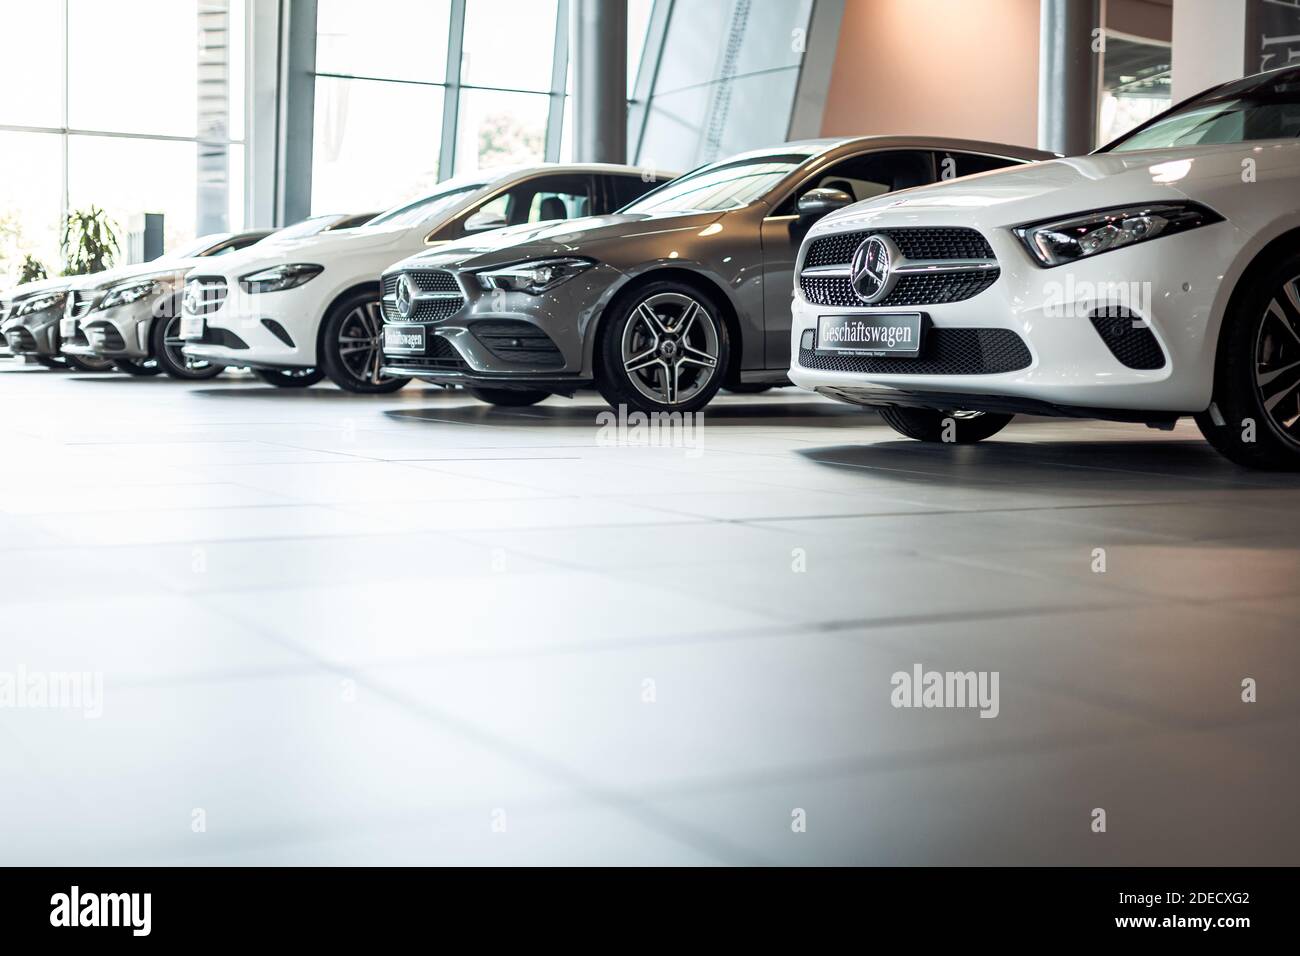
[379,136,1053,412]
[60,228,275,378]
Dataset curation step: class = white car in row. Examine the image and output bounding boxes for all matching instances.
[790,65,1300,469]
[59,214,373,379]
[179,164,673,392]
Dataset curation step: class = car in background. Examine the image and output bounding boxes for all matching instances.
[180,165,675,393]
[377,137,1051,411]
[60,214,373,379]
[2,275,110,371]
[787,66,1300,469]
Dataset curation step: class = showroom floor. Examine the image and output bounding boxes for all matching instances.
[1,363,1298,865]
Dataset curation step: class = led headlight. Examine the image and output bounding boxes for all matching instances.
[475,258,593,295]
[95,279,160,311]
[15,291,67,317]
[1014,202,1223,268]
[238,263,323,294]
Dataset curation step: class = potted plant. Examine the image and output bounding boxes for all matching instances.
[61,206,120,276]
[19,254,48,284]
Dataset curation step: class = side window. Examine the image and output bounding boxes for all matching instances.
[774,150,936,215]
[933,151,1023,183]
[442,175,595,240]
[606,174,666,211]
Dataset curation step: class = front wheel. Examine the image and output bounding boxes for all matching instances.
[595,280,729,414]
[256,367,326,388]
[1195,253,1300,469]
[321,293,410,394]
[152,316,222,380]
[64,353,116,372]
[114,358,162,377]
[465,386,550,407]
[878,406,1013,443]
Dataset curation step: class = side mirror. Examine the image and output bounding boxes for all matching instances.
[463,210,508,234]
[796,188,854,223]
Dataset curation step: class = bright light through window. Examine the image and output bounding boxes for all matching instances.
[0,0,247,286]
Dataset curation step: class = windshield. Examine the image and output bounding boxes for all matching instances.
[622,155,807,214]
[365,184,485,229]
[271,215,339,240]
[168,234,228,259]
[1104,67,1300,151]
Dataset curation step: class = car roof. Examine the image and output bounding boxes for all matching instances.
[496,162,676,179]
[727,136,1056,164]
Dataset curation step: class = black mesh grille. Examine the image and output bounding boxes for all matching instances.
[801,271,1000,309]
[384,334,467,372]
[381,271,466,323]
[804,227,994,268]
[195,325,248,350]
[1090,310,1166,370]
[799,328,1031,375]
[471,320,564,368]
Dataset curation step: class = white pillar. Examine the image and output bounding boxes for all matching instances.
[1171,0,1248,103]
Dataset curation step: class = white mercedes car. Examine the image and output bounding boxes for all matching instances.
[789,66,1300,469]
[60,214,373,379]
[59,227,273,378]
[180,164,673,392]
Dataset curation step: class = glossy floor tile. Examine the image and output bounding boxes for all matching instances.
[1,365,1296,865]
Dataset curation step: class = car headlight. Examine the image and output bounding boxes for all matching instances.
[238,263,323,293]
[1013,202,1223,267]
[15,291,67,317]
[95,279,160,311]
[475,258,593,295]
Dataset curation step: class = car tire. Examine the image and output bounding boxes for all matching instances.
[321,291,410,394]
[64,353,116,372]
[151,316,223,380]
[1195,252,1300,470]
[466,386,550,407]
[878,406,1014,443]
[114,358,162,377]
[595,279,730,414]
[723,383,773,394]
[255,367,326,388]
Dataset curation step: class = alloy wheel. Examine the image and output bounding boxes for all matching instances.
[1253,275,1300,447]
[336,301,386,386]
[620,292,720,406]
[162,316,214,373]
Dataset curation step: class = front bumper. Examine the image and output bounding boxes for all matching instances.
[378,263,618,388]
[2,311,63,357]
[181,281,323,370]
[788,223,1233,416]
[60,302,156,360]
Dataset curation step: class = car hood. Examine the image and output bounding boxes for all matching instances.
[390,210,725,273]
[815,142,1278,234]
[4,275,76,301]
[198,222,417,275]
[75,259,198,291]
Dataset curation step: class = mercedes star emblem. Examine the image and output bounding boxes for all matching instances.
[850,234,900,304]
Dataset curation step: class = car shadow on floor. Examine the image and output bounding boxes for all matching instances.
[796,438,1300,490]
[190,385,452,399]
[381,399,878,428]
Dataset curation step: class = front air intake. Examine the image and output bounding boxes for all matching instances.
[1089,309,1166,370]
